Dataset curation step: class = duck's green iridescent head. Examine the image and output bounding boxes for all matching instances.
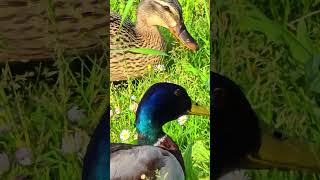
[136,82,209,144]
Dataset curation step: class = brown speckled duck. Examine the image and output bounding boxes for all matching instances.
[0,0,107,62]
[110,0,198,81]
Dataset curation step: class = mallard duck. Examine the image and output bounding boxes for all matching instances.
[110,0,198,81]
[82,83,210,180]
[212,71,320,179]
[82,110,109,180]
[0,1,107,62]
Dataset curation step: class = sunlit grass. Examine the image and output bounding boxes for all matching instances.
[111,0,210,179]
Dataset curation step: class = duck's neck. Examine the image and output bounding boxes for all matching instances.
[135,17,164,50]
[136,114,162,145]
[136,114,185,172]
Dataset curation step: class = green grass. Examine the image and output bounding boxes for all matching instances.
[111,0,210,179]
[0,56,108,179]
[215,0,320,179]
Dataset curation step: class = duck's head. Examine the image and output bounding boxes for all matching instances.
[137,0,198,51]
[212,72,320,177]
[136,82,209,144]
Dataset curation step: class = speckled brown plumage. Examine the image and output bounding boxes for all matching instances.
[110,0,198,82]
[0,0,107,62]
[110,11,164,81]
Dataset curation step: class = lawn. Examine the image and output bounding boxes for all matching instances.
[110,0,210,179]
[214,0,320,179]
[0,55,108,179]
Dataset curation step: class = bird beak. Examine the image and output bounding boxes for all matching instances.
[169,22,199,51]
[242,126,320,172]
[187,103,210,116]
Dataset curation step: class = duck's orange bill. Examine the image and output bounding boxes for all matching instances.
[169,23,199,51]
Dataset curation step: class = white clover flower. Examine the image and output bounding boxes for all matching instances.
[129,102,138,113]
[177,115,188,126]
[134,133,138,140]
[115,107,121,115]
[67,106,85,123]
[154,64,166,72]
[130,95,137,101]
[120,129,130,142]
[110,109,114,118]
[15,147,33,166]
[0,153,10,175]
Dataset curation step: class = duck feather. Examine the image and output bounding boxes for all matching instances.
[110,143,184,180]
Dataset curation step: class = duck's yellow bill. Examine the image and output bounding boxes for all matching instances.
[243,126,320,172]
[187,103,210,116]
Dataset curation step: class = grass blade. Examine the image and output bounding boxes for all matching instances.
[183,143,194,180]
[119,0,135,30]
[127,48,169,56]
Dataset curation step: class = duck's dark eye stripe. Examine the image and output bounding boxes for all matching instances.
[153,1,172,13]
[163,5,171,12]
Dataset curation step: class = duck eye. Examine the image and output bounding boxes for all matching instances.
[174,89,181,96]
[163,5,170,12]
